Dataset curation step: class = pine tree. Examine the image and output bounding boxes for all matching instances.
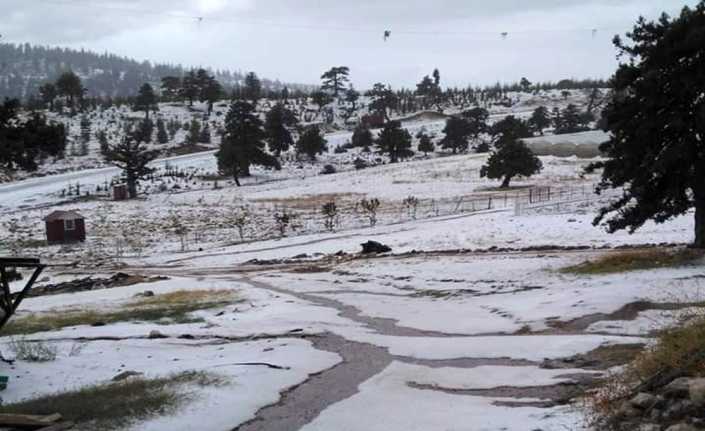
[156,118,169,144]
[160,76,182,101]
[97,130,109,155]
[491,116,532,143]
[481,138,542,188]
[367,83,398,120]
[351,124,374,151]
[38,83,57,111]
[345,86,360,110]
[199,123,211,144]
[377,120,413,163]
[264,103,298,156]
[182,70,199,106]
[320,66,350,97]
[587,2,705,247]
[555,104,587,134]
[134,83,158,120]
[80,115,91,145]
[133,119,153,144]
[296,125,328,161]
[417,132,435,156]
[440,117,470,154]
[104,131,159,198]
[216,101,280,186]
[200,74,223,116]
[461,107,490,150]
[243,72,262,106]
[186,119,201,145]
[528,106,551,135]
[55,71,84,109]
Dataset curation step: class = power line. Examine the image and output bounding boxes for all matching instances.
[32,0,628,39]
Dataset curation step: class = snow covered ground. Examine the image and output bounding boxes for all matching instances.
[2,93,703,430]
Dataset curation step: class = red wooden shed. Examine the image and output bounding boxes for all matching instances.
[44,210,86,244]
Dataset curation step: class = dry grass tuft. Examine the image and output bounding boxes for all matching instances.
[562,248,705,275]
[3,289,239,336]
[584,316,705,429]
[0,371,227,430]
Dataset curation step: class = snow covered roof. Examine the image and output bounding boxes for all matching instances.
[44,210,84,222]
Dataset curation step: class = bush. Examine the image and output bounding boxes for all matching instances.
[354,158,368,170]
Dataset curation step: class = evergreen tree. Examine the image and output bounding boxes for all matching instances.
[440,117,471,154]
[167,119,180,139]
[160,76,182,101]
[133,83,158,120]
[461,107,489,149]
[311,90,333,113]
[181,70,199,106]
[133,119,153,144]
[186,119,201,145]
[490,116,532,143]
[520,77,532,92]
[200,73,223,116]
[156,118,169,144]
[79,115,91,155]
[528,106,551,135]
[80,115,91,144]
[480,138,542,188]
[320,66,350,97]
[55,71,84,109]
[296,125,328,161]
[376,120,413,163]
[216,101,280,186]
[366,83,398,120]
[38,83,57,110]
[345,86,360,110]
[555,104,587,134]
[199,123,211,144]
[264,103,298,156]
[0,100,67,171]
[587,2,705,247]
[351,124,374,151]
[417,132,435,156]
[243,72,262,106]
[104,131,159,198]
[97,129,109,155]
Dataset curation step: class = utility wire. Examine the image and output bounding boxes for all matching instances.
[33,0,628,38]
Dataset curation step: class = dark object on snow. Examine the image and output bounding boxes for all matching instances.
[320,164,337,175]
[44,210,86,244]
[360,241,392,254]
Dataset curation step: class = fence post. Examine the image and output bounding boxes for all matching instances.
[488,196,492,210]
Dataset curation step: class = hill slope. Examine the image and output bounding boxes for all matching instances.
[0,42,309,100]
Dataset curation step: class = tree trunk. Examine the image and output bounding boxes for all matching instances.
[233,174,241,187]
[694,196,705,248]
[501,175,512,189]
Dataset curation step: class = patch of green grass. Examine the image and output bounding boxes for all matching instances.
[0,371,227,430]
[3,289,238,336]
[561,248,705,275]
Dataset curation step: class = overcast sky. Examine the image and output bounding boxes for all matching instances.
[2,0,699,88]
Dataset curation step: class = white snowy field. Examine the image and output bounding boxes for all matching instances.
[2,92,703,430]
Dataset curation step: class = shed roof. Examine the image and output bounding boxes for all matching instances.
[44,210,84,222]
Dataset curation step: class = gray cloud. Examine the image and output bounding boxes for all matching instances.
[1,0,699,87]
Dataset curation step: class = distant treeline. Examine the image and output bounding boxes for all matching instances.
[0,42,310,101]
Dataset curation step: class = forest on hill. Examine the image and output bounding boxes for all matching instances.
[0,42,308,100]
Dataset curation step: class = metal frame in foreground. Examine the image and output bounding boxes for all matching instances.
[0,258,45,331]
